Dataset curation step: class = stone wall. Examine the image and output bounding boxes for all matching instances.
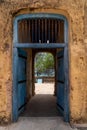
[0,0,87,124]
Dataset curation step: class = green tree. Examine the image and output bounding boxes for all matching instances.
[35,53,54,75]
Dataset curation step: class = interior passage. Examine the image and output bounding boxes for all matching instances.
[21,83,61,117]
[21,94,61,117]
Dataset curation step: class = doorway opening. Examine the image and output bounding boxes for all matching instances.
[34,52,55,95]
[13,13,69,122]
[20,50,62,117]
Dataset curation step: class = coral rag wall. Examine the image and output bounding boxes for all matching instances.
[0,0,87,124]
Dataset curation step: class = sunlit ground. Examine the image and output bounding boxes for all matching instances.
[35,83,54,94]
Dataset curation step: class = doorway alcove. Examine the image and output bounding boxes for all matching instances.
[13,13,69,122]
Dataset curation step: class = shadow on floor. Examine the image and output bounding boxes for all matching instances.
[21,94,62,117]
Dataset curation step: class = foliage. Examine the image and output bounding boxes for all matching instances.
[35,53,54,75]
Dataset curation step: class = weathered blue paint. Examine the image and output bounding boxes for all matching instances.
[14,13,67,23]
[14,43,65,48]
[18,49,27,115]
[12,47,18,122]
[57,50,64,111]
[64,19,69,122]
[12,48,27,121]
[13,13,68,46]
[64,46,69,122]
[13,13,69,122]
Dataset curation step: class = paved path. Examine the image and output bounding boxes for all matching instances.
[21,94,61,117]
[0,117,78,130]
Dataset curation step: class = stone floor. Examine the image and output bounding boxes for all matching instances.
[21,94,61,117]
[0,117,77,130]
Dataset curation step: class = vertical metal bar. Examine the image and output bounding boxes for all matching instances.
[28,19,30,43]
[24,20,25,43]
[43,19,45,43]
[58,20,60,43]
[31,19,33,43]
[28,20,30,43]
[45,19,47,43]
[49,19,50,43]
[56,19,59,43]
[51,19,53,43]
[37,19,38,43]
[37,19,39,43]
[42,19,43,43]
[40,19,42,43]
[59,20,62,43]
[50,19,52,43]
[18,21,19,43]
[26,20,28,43]
[53,20,55,43]
[33,19,35,43]
[60,20,62,43]
[20,21,21,43]
[29,20,31,43]
[50,19,51,43]
[61,20,64,43]
[35,19,37,43]
[47,19,49,42]
[21,21,23,43]
[22,20,25,43]
[18,21,20,43]
[23,20,25,43]
[54,20,56,43]
[52,19,53,43]
[39,19,41,43]
[57,20,59,43]
[34,19,36,43]
[25,20,27,43]
[55,20,57,43]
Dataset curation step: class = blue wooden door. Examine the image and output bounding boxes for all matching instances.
[57,50,64,113]
[18,49,27,115]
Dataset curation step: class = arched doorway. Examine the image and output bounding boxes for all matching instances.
[13,13,69,122]
[34,52,55,95]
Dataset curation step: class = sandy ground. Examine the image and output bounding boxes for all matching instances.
[35,83,54,94]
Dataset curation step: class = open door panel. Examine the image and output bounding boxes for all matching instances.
[18,49,27,115]
[56,49,64,114]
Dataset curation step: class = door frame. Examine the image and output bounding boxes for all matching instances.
[13,13,69,122]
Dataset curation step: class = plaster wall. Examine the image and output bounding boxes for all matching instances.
[0,0,87,124]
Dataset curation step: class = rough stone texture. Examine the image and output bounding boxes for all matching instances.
[0,0,87,124]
